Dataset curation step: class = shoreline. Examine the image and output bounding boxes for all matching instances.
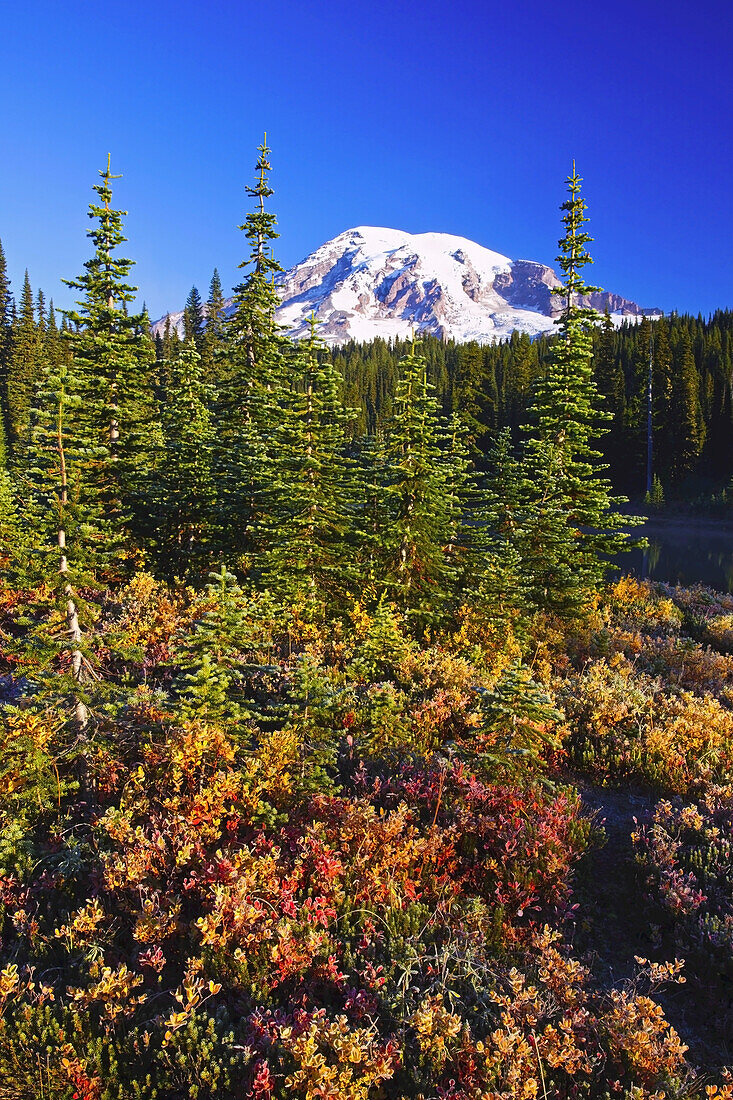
[624,515,733,537]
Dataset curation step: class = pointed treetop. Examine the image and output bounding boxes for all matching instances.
[237,135,281,279]
[103,152,121,180]
[0,238,11,325]
[552,162,601,316]
[20,270,34,316]
[63,159,140,319]
[306,311,322,345]
[94,154,124,216]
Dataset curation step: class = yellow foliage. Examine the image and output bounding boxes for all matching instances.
[54,899,106,948]
[68,964,146,1024]
[411,995,463,1070]
[281,1012,396,1100]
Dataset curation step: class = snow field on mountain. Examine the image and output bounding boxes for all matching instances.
[154,225,658,345]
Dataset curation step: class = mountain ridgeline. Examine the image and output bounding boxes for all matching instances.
[153,225,659,346]
[149,229,728,503]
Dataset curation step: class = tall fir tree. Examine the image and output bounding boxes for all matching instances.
[505,331,539,434]
[35,289,46,336]
[224,133,284,387]
[351,430,389,590]
[203,267,226,372]
[0,238,11,339]
[23,354,100,727]
[157,342,217,578]
[0,246,15,567]
[378,340,464,621]
[593,310,626,487]
[671,330,705,481]
[0,239,11,455]
[216,136,288,561]
[466,426,529,631]
[7,270,42,464]
[62,156,159,574]
[519,164,637,613]
[162,314,180,362]
[259,316,356,616]
[183,285,205,348]
[44,301,65,370]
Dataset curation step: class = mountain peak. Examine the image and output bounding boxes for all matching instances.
[153,227,660,345]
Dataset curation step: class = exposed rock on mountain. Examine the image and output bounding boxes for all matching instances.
[153,226,660,345]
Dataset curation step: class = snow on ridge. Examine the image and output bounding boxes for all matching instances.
[152,227,660,346]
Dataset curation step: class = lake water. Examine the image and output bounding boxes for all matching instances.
[619,518,733,593]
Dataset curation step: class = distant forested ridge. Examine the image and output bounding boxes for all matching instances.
[319,309,733,497]
[2,227,729,507]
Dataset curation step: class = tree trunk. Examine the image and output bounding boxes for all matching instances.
[57,393,89,730]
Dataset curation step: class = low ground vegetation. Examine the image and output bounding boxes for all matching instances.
[1,575,733,1098]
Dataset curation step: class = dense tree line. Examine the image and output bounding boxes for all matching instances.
[5,209,729,530]
[322,311,733,499]
[0,146,631,641]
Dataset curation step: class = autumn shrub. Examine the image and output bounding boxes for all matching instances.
[401,929,696,1100]
[631,635,733,697]
[605,576,683,637]
[633,782,733,988]
[379,761,591,925]
[557,654,733,790]
[2,572,732,1096]
[1,923,716,1100]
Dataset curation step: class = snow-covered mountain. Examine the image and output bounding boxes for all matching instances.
[153,226,660,345]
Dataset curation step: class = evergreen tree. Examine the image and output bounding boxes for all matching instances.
[594,309,625,451]
[0,460,18,571]
[23,355,99,727]
[645,473,665,509]
[203,267,226,372]
[35,289,46,335]
[351,430,389,590]
[216,136,288,560]
[671,331,705,480]
[62,156,158,574]
[171,566,256,724]
[0,239,11,455]
[44,301,65,370]
[378,341,463,621]
[298,310,733,495]
[519,165,637,613]
[467,427,529,630]
[183,285,205,348]
[505,331,538,433]
[0,238,11,335]
[451,342,495,442]
[161,314,181,363]
[623,317,654,492]
[440,413,475,585]
[7,270,42,463]
[157,342,217,577]
[594,310,615,399]
[225,133,283,387]
[259,317,356,616]
[0,252,16,568]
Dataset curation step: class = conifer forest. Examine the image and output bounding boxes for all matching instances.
[1,143,733,1099]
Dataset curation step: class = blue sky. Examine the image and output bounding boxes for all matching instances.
[1,0,730,320]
